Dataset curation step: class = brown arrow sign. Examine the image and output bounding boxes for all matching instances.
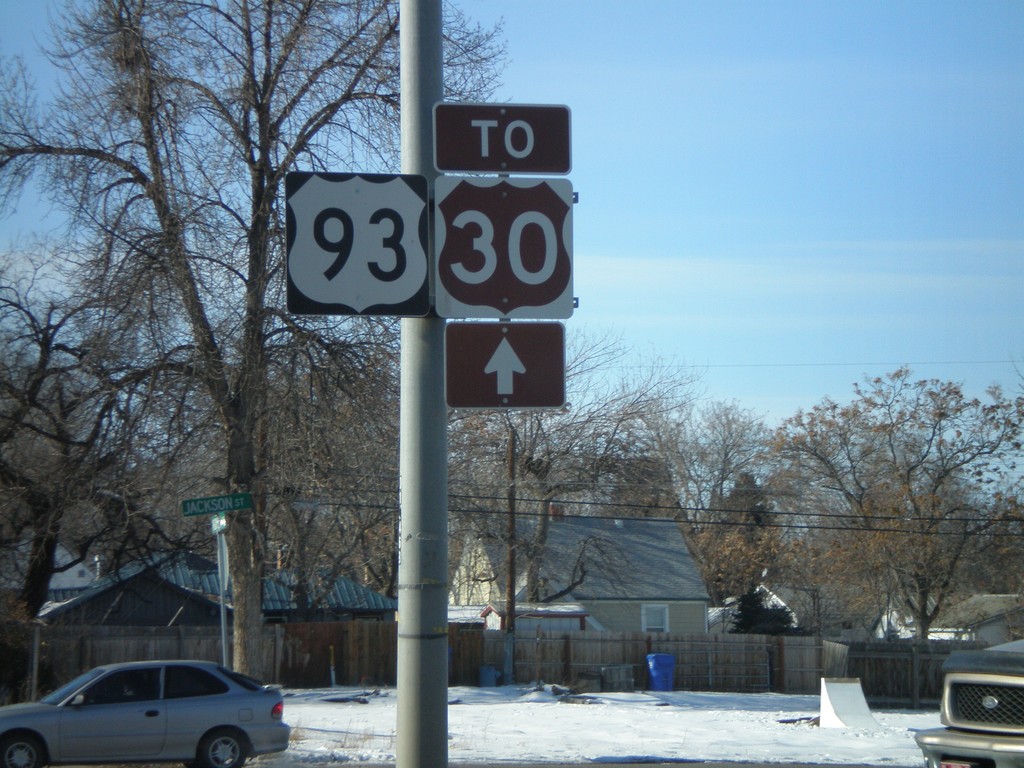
[445,322,565,409]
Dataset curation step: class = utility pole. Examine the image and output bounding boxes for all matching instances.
[396,1,447,768]
[503,422,517,683]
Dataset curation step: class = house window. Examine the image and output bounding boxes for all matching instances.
[642,604,669,633]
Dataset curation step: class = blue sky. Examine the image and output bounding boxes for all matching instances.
[459,1,1024,421]
[3,2,1022,422]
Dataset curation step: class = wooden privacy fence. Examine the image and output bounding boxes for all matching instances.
[37,623,395,689]
[35,624,824,693]
[845,640,984,707]
[35,623,477,689]
[490,631,827,694]
[29,624,980,705]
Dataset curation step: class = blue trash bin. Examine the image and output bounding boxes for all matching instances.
[646,653,674,691]
[479,664,498,687]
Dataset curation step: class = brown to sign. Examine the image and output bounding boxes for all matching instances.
[445,322,565,409]
[433,103,571,175]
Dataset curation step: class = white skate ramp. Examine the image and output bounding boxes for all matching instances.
[819,677,879,729]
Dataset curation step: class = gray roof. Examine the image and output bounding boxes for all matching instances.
[537,516,709,603]
[937,594,1024,629]
[40,552,221,619]
[262,574,397,613]
[41,551,396,618]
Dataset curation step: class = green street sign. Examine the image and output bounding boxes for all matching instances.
[182,492,254,517]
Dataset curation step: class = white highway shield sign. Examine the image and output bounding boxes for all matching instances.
[286,173,429,316]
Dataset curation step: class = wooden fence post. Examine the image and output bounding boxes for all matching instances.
[773,637,784,692]
[911,644,920,709]
[273,624,284,684]
[562,634,571,683]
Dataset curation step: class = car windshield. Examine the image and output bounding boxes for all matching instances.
[39,668,106,705]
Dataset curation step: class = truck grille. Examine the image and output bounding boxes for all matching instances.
[951,681,1024,729]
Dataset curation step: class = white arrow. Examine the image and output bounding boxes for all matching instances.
[484,337,526,395]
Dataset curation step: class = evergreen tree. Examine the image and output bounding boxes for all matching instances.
[730,587,795,635]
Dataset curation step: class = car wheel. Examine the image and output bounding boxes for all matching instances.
[0,735,45,768]
[195,728,248,768]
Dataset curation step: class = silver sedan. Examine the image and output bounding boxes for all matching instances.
[0,660,290,768]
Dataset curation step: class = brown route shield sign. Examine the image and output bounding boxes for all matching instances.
[445,322,565,409]
[434,176,574,319]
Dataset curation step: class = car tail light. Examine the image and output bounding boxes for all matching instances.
[271,701,284,720]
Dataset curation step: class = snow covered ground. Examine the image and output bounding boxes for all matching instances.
[259,684,939,766]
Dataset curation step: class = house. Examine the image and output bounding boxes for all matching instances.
[707,587,799,635]
[40,552,224,626]
[447,602,589,633]
[39,552,396,626]
[451,515,710,634]
[929,594,1024,644]
[1,543,98,598]
[708,604,733,634]
[448,604,488,629]
[767,584,914,641]
[262,572,397,622]
[479,602,589,632]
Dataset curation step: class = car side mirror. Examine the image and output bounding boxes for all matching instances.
[70,694,86,707]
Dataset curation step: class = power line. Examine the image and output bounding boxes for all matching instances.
[282,490,1020,538]
[446,504,1019,538]
[585,358,1022,374]
[448,501,1015,536]
[700,360,1019,370]
[270,484,1017,532]
[447,491,1015,527]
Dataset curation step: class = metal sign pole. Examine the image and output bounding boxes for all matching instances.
[397,2,447,768]
[213,514,229,668]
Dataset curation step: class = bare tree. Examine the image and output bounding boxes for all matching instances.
[773,368,1024,637]
[688,472,783,605]
[1,0,502,672]
[653,400,770,514]
[0,257,206,618]
[648,401,773,603]
[264,340,402,611]
[448,333,700,607]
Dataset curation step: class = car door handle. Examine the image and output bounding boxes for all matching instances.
[145,710,160,717]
